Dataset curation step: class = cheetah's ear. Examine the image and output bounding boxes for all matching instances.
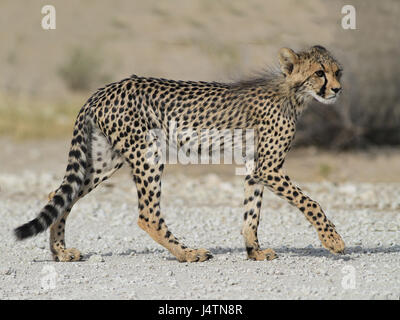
[278,48,299,76]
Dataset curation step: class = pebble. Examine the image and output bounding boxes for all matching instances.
[88,255,105,263]
[3,267,16,276]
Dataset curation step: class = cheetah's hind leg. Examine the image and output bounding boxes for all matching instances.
[49,125,124,262]
[128,154,212,263]
[48,191,82,262]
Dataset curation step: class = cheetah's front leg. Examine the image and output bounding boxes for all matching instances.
[253,170,345,255]
[241,178,277,261]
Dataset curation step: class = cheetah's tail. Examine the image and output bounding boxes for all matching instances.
[14,113,91,240]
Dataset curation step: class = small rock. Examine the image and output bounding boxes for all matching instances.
[339,184,357,194]
[88,255,104,263]
[359,190,376,203]
[4,267,16,276]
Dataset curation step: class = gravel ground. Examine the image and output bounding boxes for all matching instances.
[0,168,399,300]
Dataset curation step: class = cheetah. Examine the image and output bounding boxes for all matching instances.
[14,45,345,262]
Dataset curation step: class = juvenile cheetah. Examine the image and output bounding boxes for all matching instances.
[15,45,345,262]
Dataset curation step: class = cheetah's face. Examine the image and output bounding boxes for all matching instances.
[279,46,342,104]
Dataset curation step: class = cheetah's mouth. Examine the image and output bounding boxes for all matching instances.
[308,91,338,105]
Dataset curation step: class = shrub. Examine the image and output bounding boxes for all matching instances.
[58,47,104,92]
[295,0,400,149]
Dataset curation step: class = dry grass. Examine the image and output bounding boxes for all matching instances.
[58,47,110,92]
[0,93,83,140]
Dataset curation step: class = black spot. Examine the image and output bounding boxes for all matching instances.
[39,212,53,226]
[31,219,45,234]
[69,150,81,159]
[53,195,65,207]
[44,205,58,219]
[61,184,73,195]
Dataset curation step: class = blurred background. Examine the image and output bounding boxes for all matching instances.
[0,0,399,182]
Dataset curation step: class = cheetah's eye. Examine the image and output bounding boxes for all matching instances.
[315,70,325,77]
[335,70,342,78]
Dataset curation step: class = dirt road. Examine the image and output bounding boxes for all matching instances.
[0,139,399,299]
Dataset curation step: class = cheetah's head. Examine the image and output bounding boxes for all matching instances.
[278,45,342,104]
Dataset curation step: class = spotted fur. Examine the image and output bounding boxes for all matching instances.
[14,45,344,262]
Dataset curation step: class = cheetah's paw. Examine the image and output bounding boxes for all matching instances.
[319,230,345,255]
[178,248,213,262]
[248,248,277,261]
[52,248,82,262]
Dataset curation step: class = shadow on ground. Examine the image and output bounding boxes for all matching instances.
[73,244,400,262]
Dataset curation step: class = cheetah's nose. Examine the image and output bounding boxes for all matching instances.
[331,87,342,94]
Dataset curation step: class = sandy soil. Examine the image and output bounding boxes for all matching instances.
[0,139,399,300]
